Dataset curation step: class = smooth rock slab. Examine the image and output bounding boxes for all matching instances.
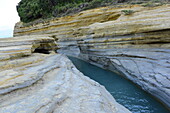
[0,54,130,113]
[12,3,170,111]
[0,36,130,113]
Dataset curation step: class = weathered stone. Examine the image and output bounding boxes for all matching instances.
[0,36,130,113]
[0,54,130,113]
[0,35,57,61]
[13,4,170,108]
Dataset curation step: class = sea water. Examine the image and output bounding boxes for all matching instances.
[69,56,170,113]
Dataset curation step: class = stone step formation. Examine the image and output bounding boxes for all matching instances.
[0,36,130,113]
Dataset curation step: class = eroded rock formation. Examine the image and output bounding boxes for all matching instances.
[14,4,170,108]
[0,36,130,113]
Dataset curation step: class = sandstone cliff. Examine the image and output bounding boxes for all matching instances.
[0,36,130,113]
[14,4,170,108]
[14,5,170,107]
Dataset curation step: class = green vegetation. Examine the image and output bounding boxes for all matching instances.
[17,0,127,23]
[142,1,163,7]
[121,10,134,15]
[17,0,168,23]
[17,0,95,22]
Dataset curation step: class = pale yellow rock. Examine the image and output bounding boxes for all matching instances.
[13,4,170,108]
[0,35,57,61]
[0,36,130,113]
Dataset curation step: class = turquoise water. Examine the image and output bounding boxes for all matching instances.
[69,56,170,113]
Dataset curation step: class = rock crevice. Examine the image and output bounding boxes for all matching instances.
[0,36,130,113]
[14,4,170,108]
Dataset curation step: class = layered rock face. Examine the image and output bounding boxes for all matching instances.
[14,4,170,108]
[0,36,130,113]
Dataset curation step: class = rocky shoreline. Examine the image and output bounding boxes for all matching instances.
[13,4,170,108]
[0,36,130,113]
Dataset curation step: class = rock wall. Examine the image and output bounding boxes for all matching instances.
[14,4,170,108]
[0,36,130,113]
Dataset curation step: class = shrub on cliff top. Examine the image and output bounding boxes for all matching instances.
[17,0,168,23]
[17,0,94,23]
[17,0,129,23]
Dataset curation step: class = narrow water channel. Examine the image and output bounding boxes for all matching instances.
[68,56,170,113]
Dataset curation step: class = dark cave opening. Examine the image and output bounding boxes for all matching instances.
[34,48,50,54]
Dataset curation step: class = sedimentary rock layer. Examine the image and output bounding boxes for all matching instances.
[0,35,57,61]
[14,4,170,108]
[0,36,130,113]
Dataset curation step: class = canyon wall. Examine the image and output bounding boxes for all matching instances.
[14,4,170,108]
[0,36,130,113]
